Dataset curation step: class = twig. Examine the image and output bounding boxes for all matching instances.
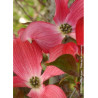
[80,46,83,94]
[24,0,47,22]
[69,88,76,98]
[38,0,46,6]
[31,6,47,21]
[15,0,33,21]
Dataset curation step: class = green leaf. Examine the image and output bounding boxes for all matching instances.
[46,54,79,77]
[62,36,76,44]
[42,53,49,63]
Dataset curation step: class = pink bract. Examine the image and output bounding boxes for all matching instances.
[13,38,66,98]
[20,22,63,53]
[17,28,25,38]
[76,17,84,46]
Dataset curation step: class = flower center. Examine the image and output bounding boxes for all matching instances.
[30,76,40,88]
[60,23,72,34]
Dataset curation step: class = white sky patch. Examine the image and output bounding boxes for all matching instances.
[19,17,27,23]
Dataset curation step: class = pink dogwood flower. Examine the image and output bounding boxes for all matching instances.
[20,0,83,53]
[13,38,66,98]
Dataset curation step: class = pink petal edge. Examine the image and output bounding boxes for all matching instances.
[18,28,25,38]
[13,76,27,87]
[76,17,84,45]
[27,85,45,98]
[68,32,76,39]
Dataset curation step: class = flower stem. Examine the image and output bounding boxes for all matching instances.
[80,45,84,96]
